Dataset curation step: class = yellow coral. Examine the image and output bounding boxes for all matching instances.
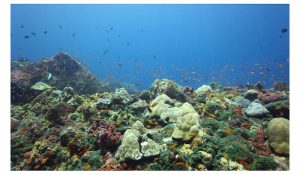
[275,147,284,153]
[198,128,207,137]
[219,157,244,170]
[220,157,229,166]
[84,164,92,170]
[199,151,212,164]
[192,138,202,144]
[189,132,198,138]
[192,138,202,149]
[224,129,233,135]
[196,163,207,170]
[179,144,193,155]
[32,141,46,157]
[165,129,173,134]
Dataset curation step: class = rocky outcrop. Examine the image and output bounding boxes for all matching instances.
[149,79,187,102]
[11,52,110,104]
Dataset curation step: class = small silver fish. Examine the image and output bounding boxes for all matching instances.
[47,73,52,80]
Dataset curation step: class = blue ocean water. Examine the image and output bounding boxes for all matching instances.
[11,4,289,91]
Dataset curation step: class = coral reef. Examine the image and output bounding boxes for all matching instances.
[10,55,290,171]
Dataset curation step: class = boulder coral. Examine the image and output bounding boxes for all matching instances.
[147,94,179,123]
[115,121,160,162]
[172,112,200,142]
[115,129,143,162]
[267,118,289,155]
[147,94,198,125]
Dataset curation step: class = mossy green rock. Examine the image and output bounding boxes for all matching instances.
[267,117,289,155]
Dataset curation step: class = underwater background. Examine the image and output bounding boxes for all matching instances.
[11,4,289,91]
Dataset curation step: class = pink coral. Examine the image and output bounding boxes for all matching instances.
[258,92,283,104]
[89,119,122,154]
[249,130,270,157]
[98,123,122,153]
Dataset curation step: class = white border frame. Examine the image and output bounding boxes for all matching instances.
[1,1,298,175]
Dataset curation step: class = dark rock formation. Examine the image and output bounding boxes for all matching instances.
[11,52,110,104]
